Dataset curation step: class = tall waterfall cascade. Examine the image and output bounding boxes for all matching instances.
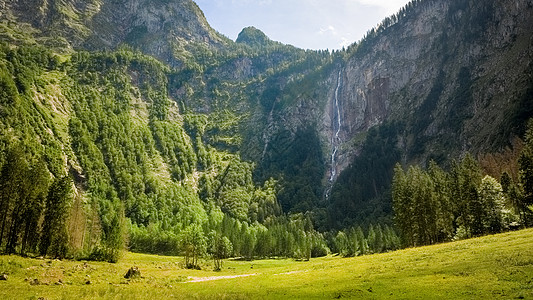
[330,69,342,182]
[325,69,343,200]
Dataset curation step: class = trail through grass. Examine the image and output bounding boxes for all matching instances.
[1,229,532,299]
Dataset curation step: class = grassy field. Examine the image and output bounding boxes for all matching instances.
[1,229,532,299]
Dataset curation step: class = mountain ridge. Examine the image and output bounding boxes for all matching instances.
[0,0,531,256]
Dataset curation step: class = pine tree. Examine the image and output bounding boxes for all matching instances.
[374,224,384,253]
[19,159,49,255]
[367,224,376,253]
[40,176,73,258]
[451,154,483,239]
[0,145,30,252]
[355,226,368,255]
[500,172,512,194]
[392,163,414,246]
[334,231,349,256]
[428,161,454,242]
[518,118,533,226]
[209,232,233,271]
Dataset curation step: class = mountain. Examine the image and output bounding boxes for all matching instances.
[1,0,227,65]
[321,0,533,227]
[0,0,531,258]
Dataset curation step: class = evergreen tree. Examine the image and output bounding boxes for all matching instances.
[18,159,49,255]
[0,145,28,252]
[0,145,27,250]
[355,226,368,255]
[518,118,533,225]
[451,154,483,239]
[40,176,73,258]
[392,163,414,246]
[367,224,377,253]
[334,231,349,256]
[383,224,400,251]
[478,175,507,233]
[373,224,385,253]
[102,201,127,262]
[500,172,512,194]
[427,161,454,242]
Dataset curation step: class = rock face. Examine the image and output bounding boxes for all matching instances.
[317,0,533,176]
[2,0,532,213]
[83,0,227,66]
[5,0,226,65]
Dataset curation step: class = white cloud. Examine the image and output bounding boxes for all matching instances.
[318,26,338,36]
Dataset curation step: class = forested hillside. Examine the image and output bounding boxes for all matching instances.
[0,0,532,262]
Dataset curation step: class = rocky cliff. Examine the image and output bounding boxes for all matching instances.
[1,0,532,227]
[2,0,227,65]
[312,0,533,179]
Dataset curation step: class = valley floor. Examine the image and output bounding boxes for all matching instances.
[1,229,532,299]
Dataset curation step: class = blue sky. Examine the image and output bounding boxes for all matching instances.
[194,0,411,50]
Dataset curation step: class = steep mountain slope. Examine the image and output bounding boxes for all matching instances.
[0,0,332,259]
[0,0,531,256]
[1,0,227,64]
[323,0,533,227]
[237,0,533,226]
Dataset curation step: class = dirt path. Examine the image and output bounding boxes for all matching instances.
[186,273,258,283]
[185,270,307,283]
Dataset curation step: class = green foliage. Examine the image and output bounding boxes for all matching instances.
[208,232,233,271]
[180,224,207,269]
[257,126,325,214]
[332,224,399,257]
[40,176,73,259]
[393,153,522,247]
[0,44,76,257]
[0,41,328,262]
[329,122,402,229]
[1,0,529,266]
[519,119,533,206]
[1,229,533,299]
[0,145,48,254]
[236,27,272,48]
[451,153,484,238]
[517,119,533,225]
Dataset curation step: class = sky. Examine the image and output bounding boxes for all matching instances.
[194,0,411,50]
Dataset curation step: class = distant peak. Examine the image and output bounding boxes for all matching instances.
[236,26,271,47]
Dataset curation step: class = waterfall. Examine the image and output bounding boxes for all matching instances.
[325,69,342,200]
[330,69,342,182]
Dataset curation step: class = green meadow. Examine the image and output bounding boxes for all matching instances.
[1,229,532,299]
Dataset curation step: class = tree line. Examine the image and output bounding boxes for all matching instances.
[332,224,401,257]
[0,43,334,264]
[393,120,533,247]
[0,144,73,259]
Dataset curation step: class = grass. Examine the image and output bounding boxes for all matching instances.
[1,229,532,299]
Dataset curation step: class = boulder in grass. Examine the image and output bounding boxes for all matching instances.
[124,266,141,279]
